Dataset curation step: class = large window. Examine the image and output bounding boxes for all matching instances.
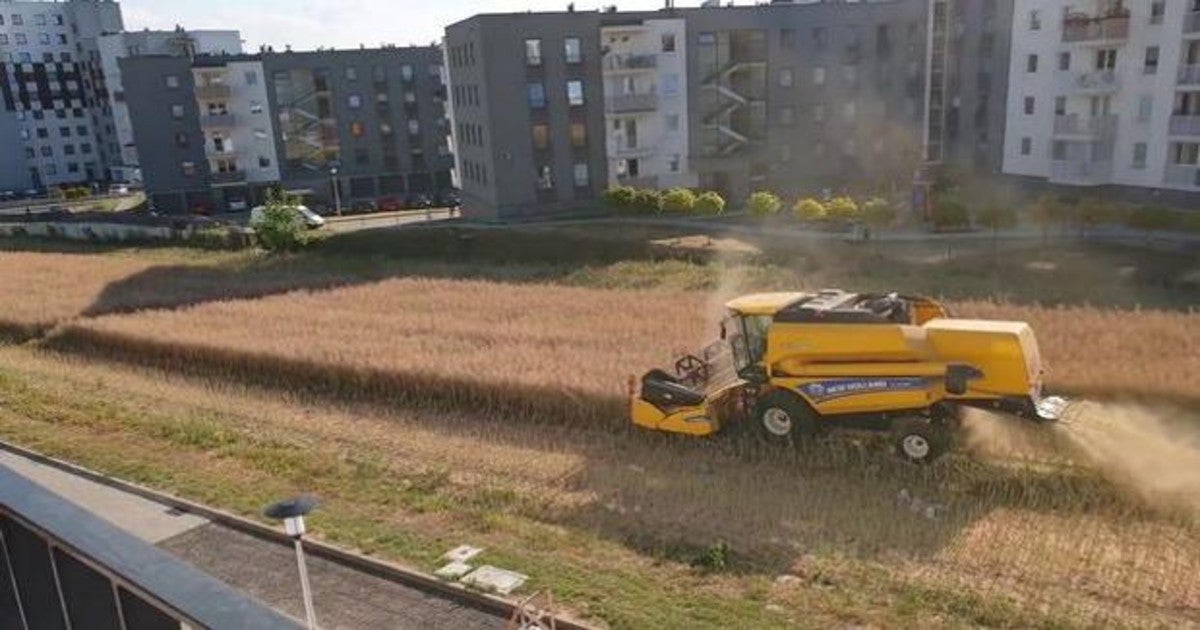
[527,82,546,108]
[525,39,542,66]
[566,80,584,106]
[570,122,587,148]
[532,123,550,150]
[573,163,589,188]
[1132,143,1147,169]
[1174,142,1200,165]
[564,37,582,64]
[536,164,553,190]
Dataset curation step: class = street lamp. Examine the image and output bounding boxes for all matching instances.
[264,496,319,629]
[329,166,342,216]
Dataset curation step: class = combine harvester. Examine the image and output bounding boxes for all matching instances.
[631,290,1068,463]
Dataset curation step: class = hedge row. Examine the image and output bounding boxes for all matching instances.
[603,186,726,216]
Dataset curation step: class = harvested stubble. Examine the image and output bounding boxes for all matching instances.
[51,277,710,425]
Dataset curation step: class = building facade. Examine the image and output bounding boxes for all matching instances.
[0,0,123,192]
[445,1,1014,220]
[122,46,453,213]
[1003,0,1200,195]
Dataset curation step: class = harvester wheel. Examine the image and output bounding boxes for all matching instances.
[754,391,817,446]
[891,417,950,464]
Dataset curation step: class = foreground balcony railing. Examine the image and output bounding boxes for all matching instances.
[0,464,296,629]
[1062,14,1130,42]
[605,93,659,113]
[1185,11,1200,34]
[1164,164,1200,187]
[1169,114,1200,136]
[1073,69,1119,91]
[200,112,236,128]
[1050,158,1113,185]
[604,54,657,72]
[1179,64,1200,85]
[1053,114,1118,138]
[195,83,232,100]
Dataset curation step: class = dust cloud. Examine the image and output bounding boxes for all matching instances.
[964,402,1200,520]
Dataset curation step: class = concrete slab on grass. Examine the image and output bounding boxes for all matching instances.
[462,566,527,595]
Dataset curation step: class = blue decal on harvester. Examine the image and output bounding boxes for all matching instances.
[800,377,928,402]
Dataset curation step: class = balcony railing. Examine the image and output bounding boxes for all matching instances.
[1169,115,1200,136]
[1050,158,1113,185]
[210,170,246,185]
[604,54,657,72]
[195,83,232,100]
[200,112,235,127]
[616,174,659,189]
[1073,69,1119,91]
[605,93,658,113]
[1053,114,1118,138]
[1061,14,1130,42]
[1164,164,1200,186]
[1179,64,1200,84]
[0,464,296,630]
[1185,11,1200,34]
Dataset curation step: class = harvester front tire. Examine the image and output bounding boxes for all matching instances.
[754,391,817,446]
[891,418,949,464]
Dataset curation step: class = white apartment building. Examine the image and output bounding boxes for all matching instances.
[0,0,122,191]
[601,18,696,190]
[1004,0,1200,194]
[192,57,280,200]
[98,27,242,183]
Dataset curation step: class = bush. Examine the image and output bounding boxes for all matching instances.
[694,191,726,216]
[254,193,308,252]
[975,205,1019,231]
[824,196,860,222]
[930,200,969,229]
[660,188,697,214]
[793,198,826,222]
[1125,206,1178,232]
[861,197,896,229]
[62,187,90,201]
[603,186,637,213]
[631,189,663,214]
[746,191,782,218]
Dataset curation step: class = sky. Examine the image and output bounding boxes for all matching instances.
[119,0,670,52]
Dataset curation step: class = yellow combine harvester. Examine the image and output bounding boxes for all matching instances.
[631,290,1068,463]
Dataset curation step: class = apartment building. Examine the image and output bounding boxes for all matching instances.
[1003,0,1200,197]
[0,0,123,192]
[445,1,1013,220]
[122,46,453,213]
[97,27,243,184]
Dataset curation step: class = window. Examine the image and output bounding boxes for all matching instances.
[11,14,22,26]
[401,64,414,82]
[661,74,679,95]
[38,32,49,45]
[573,163,589,187]
[36,128,48,139]
[779,67,794,88]
[344,66,357,82]
[58,126,70,137]
[780,106,794,125]
[780,28,795,50]
[44,164,57,176]
[0,35,7,45]
[669,154,681,172]
[666,113,679,132]
[1150,1,1165,24]
[1029,10,1041,30]
[15,34,27,45]
[54,14,63,25]
[525,39,542,66]
[348,94,362,108]
[1059,52,1070,71]
[380,122,393,136]
[1054,96,1066,115]
[60,52,70,61]
[81,143,91,155]
[170,104,185,119]
[1096,48,1117,70]
[407,119,420,135]
[23,147,34,158]
[1144,46,1159,74]
[245,71,258,85]
[1052,141,1067,160]
[66,163,79,174]
[532,124,550,150]
[536,165,553,190]
[565,37,582,64]
[1132,143,1148,169]
[350,121,364,137]
[35,13,45,26]
[40,146,52,157]
[250,101,264,114]
[1024,96,1035,115]
[570,122,586,148]
[75,125,86,135]
[1027,54,1038,73]
[181,161,196,176]
[165,75,180,89]
[527,82,546,108]
[174,132,188,147]
[1173,142,1200,165]
[662,33,676,53]
[813,27,827,51]
[63,144,75,156]
[566,80,584,106]
[1020,137,1032,155]
[1137,95,1153,122]
[813,66,826,85]
[259,156,271,168]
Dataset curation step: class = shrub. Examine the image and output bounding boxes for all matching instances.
[1125,206,1178,232]
[930,200,969,229]
[62,187,90,201]
[793,198,826,222]
[746,191,782,218]
[603,186,637,213]
[694,191,726,216]
[824,196,860,222]
[660,188,697,214]
[861,197,896,229]
[631,189,663,214]
[975,205,1019,232]
[254,193,308,252]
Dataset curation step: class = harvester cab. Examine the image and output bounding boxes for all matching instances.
[631,289,1069,463]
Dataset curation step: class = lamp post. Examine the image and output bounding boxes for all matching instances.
[265,496,319,629]
[329,166,342,216]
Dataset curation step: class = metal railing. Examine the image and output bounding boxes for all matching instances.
[210,170,246,185]
[1073,69,1118,91]
[1179,64,1200,85]
[1185,11,1200,34]
[194,83,232,100]
[1169,114,1200,136]
[604,54,657,71]
[1061,14,1130,42]
[0,464,297,629]
[199,112,236,127]
[1053,114,1118,137]
[1050,158,1113,185]
[605,93,658,113]
[1164,164,1200,186]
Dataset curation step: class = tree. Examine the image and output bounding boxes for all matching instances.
[860,197,896,233]
[660,188,697,214]
[824,196,860,222]
[746,191,782,218]
[1029,193,1066,244]
[253,191,308,252]
[793,197,826,222]
[694,191,726,216]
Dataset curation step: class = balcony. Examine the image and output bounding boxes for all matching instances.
[1051,158,1113,185]
[606,93,658,114]
[1179,64,1200,85]
[1164,164,1200,187]
[1170,115,1200,136]
[1072,69,1119,92]
[1185,11,1200,35]
[610,142,654,158]
[604,54,657,72]
[210,170,245,185]
[194,83,232,100]
[1061,13,1130,42]
[616,174,659,189]
[200,112,235,128]
[1053,114,1118,138]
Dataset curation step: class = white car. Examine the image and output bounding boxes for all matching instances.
[250,204,326,229]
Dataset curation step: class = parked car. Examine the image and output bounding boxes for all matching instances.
[378,196,402,212]
[435,189,461,208]
[405,193,433,209]
[0,190,16,201]
[249,204,326,229]
[349,200,377,215]
[108,183,130,195]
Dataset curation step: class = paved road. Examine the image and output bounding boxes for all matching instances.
[0,448,507,629]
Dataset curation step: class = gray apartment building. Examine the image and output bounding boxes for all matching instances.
[445,0,1014,220]
[121,46,453,213]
